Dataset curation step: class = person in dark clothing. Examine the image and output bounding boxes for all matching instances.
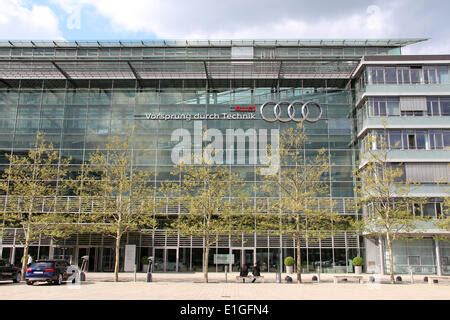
[251,263,261,283]
[239,263,249,277]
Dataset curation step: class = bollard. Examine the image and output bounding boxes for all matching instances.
[409,267,414,284]
[275,272,281,283]
[225,265,228,283]
[146,257,153,283]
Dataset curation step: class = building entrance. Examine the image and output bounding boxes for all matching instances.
[153,247,178,272]
[231,248,254,272]
[76,247,99,271]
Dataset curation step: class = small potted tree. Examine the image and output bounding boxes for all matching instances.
[284,256,295,274]
[352,256,363,274]
[141,256,149,272]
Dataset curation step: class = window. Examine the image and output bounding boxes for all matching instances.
[387,99,400,116]
[405,163,450,183]
[410,67,422,84]
[415,131,428,149]
[372,131,386,150]
[430,130,443,149]
[423,203,436,218]
[385,67,397,84]
[397,68,410,84]
[389,131,402,149]
[436,202,443,217]
[379,101,387,116]
[437,66,449,83]
[427,97,440,116]
[367,97,400,117]
[408,256,421,266]
[424,67,438,84]
[412,203,422,216]
[407,133,416,149]
[371,67,385,84]
[441,98,450,116]
[444,131,450,148]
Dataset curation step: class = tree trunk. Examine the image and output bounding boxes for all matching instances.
[21,227,31,281]
[114,232,121,282]
[296,233,302,283]
[386,233,395,284]
[203,238,209,283]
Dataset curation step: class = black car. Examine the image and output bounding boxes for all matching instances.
[25,259,71,285]
[0,258,21,283]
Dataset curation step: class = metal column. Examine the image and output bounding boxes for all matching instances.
[378,236,385,275]
[435,239,442,276]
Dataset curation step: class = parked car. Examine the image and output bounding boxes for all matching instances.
[0,258,21,283]
[25,259,71,285]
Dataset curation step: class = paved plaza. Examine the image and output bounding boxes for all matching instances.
[1,272,450,300]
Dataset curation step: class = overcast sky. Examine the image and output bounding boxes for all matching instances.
[0,0,449,53]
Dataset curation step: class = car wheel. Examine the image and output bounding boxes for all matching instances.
[13,272,21,283]
[26,281,34,286]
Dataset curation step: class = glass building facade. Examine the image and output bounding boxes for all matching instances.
[0,39,448,274]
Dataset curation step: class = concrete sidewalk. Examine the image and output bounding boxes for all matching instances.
[1,272,450,300]
[84,271,449,284]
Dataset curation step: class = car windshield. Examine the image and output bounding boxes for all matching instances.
[30,262,53,268]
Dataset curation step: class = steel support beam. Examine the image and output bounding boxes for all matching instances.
[203,61,213,89]
[127,61,144,88]
[51,61,77,87]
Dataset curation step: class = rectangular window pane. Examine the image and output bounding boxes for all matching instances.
[387,100,400,116]
[443,131,450,148]
[423,204,436,218]
[410,68,422,84]
[408,134,416,149]
[438,66,449,83]
[385,68,397,84]
[379,102,387,116]
[416,131,427,149]
[441,98,450,116]
[402,69,411,84]
[389,131,402,149]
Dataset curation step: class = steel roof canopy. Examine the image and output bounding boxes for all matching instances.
[0,39,428,48]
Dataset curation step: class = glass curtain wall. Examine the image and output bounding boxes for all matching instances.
[0,79,358,273]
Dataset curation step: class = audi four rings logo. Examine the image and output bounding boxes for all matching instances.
[260,100,322,123]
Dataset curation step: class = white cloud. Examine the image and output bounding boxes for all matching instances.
[52,0,397,39]
[48,0,450,54]
[0,0,63,39]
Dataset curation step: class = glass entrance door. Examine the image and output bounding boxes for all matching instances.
[244,249,254,267]
[231,249,241,272]
[231,248,255,272]
[166,249,177,272]
[77,247,98,271]
[153,248,178,272]
[101,248,115,272]
[154,248,164,272]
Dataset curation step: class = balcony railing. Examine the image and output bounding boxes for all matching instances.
[0,195,357,216]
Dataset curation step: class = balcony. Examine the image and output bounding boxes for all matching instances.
[361,219,450,236]
[359,149,450,167]
[356,83,450,107]
[357,116,450,137]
